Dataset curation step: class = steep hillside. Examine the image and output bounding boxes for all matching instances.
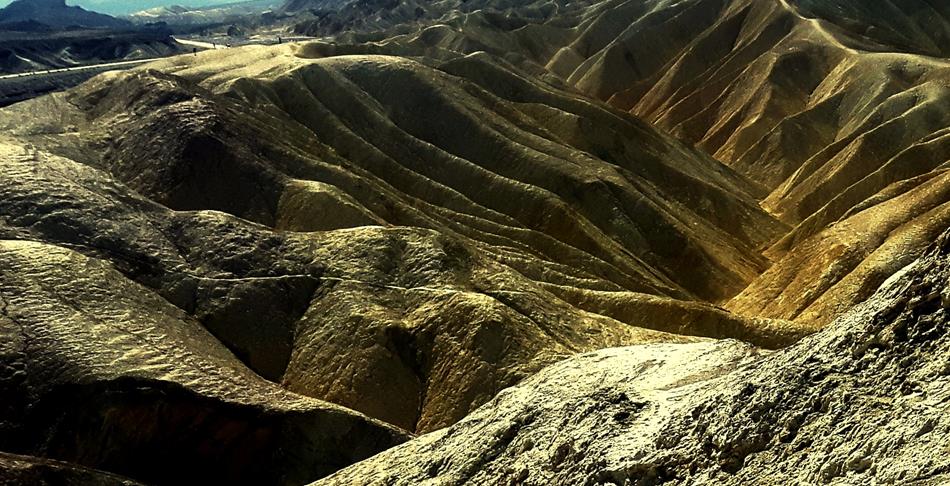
[543,0,950,327]
[320,227,950,485]
[790,0,950,57]
[286,0,950,331]
[2,0,949,483]
[4,44,791,306]
[0,41,805,451]
[0,142,408,484]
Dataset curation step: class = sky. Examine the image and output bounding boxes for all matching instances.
[0,0,251,15]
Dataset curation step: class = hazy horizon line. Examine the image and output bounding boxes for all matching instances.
[0,0,270,15]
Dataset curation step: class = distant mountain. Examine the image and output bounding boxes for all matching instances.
[279,0,348,14]
[0,0,130,28]
[127,0,282,26]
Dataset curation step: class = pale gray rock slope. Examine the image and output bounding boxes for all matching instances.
[319,231,950,485]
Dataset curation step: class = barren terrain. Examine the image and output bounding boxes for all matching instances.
[1,0,949,484]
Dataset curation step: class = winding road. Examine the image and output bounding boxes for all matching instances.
[0,36,317,81]
[0,58,155,81]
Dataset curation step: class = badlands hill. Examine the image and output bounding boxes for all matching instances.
[288,0,950,331]
[0,0,948,484]
[321,229,950,485]
[0,41,804,485]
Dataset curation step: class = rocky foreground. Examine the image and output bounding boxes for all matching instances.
[321,231,950,485]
